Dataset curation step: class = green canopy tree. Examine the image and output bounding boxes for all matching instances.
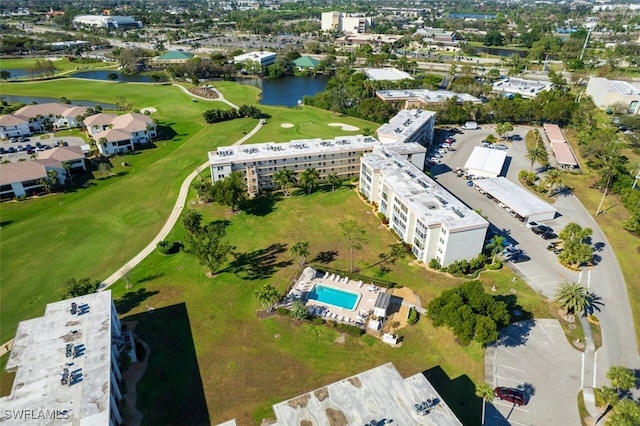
[61,277,99,299]
[181,209,203,235]
[475,383,496,425]
[597,386,619,418]
[607,366,636,393]
[290,241,310,266]
[253,284,279,313]
[339,219,367,273]
[212,171,247,212]
[607,399,640,426]
[184,221,231,275]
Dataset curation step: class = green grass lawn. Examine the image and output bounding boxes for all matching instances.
[107,186,547,424]
[0,57,116,75]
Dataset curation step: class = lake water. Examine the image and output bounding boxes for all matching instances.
[0,95,117,110]
[236,75,329,107]
[71,70,162,83]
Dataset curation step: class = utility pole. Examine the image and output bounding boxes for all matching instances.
[579,27,592,61]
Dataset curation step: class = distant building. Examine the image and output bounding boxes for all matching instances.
[360,145,489,266]
[586,77,640,115]
[0,290,134,425]
[149,50,194,67]
[270,363,462,424]
[376,109,436,147]
[335,33,403,52]
[376,89,482,109]
[492,77,553,98]
[365,67,414,81]
[543,123,579,169]
[321,11,373,33]
[72,15,142,30]
[0,115,30,139]
[414,27,461,48]
[233,51,276,67]
[292,56,320,70]
[6,103,89,133]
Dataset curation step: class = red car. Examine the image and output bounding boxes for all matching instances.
[494,387,526,406]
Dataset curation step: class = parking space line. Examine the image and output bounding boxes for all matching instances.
[538,324,556,345]
[495,364,526,373]
[499,348,527,362]
[493,402,531,413]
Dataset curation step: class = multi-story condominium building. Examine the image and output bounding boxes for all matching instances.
[586,77,640,115]
[376,109,436,147]
[321,11,373,33]
[233,51,277,67]
[1,290,134,426]
[360,146,489,267]
[72,15,142,29]
[209,135,379,197]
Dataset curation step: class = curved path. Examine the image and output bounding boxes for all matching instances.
[100,119,263,289]
[172,83,239,109]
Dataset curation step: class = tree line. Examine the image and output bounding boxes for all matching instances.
[202,104,263,124]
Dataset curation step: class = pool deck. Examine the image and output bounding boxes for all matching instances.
[287,271,385,326]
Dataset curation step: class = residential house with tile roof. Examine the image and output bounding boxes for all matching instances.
[0,115,31,139]
[83,112,157,156]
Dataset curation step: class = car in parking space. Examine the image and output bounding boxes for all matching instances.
[493,144,508,150]
[482,142,491,148]
[502,245,523,258]
[541,232,557,240]
[8,147,16,153]
[16,145,24,152]
[525,221,540,229]
[438,148,447,155]
[494,387,526,406]
[10,137,18,143]
[466,180,474,187]
[532,224,553,235]
[432,152,442,159]
[428,157,441,165]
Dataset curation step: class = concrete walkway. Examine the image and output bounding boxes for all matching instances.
[100,119,263,290]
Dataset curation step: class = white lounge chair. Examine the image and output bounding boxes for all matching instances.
[323,271,329,278]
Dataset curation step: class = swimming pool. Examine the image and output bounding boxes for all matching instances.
[307,284,360,311]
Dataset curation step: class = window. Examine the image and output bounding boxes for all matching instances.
[441,228,447,235]
[439,237,445,244]
[217,166,224,170]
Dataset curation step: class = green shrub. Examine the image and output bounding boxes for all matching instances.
[336,323,364,336]
[311,317,324,326]
[156,240,172,255]
[276,307,289,316]
[486,260,502,270]
[407,308,419,324]
[429,259,441,269]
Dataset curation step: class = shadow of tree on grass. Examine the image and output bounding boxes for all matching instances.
[311,250,338,264]
[115,288,160,315]
[223,243,292,280]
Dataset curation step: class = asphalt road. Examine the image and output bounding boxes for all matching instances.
[429,124,640,421]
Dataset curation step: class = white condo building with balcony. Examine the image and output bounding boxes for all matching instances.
[376,109,436,148]
[360,146,489,267]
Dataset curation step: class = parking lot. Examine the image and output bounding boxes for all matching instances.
[0,134,86,163]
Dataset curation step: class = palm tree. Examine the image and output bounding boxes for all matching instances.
[299,168,320,194]
[485,235,506,264]
[272,169,296,196]
[289,241,310,266]
[554,281,590,316]
[327,173,341,191]
[607,366,636,393]
[525,145,547,170]
[253,283,279,313]
[597,386,619,419]
[543,168,563,197]
[475,383,495,425]
[339,219,367,273]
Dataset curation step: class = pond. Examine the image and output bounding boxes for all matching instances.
[236,75,329,107]
[0,95,117,110]
[70,70,165,83]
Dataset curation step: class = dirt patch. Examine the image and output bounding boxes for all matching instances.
[326,408,348,426]
[287,394,310,408]
[347,377,362,388]
[300,421,313,426]
[281,123,295,128]
[314,387,329,401]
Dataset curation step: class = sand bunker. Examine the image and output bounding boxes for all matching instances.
[281,123,295,128]
[329,123,359,131]
[140,107,157,114]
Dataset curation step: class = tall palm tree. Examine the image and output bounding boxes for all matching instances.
[554,281,590,316]
[327,173,341,191]
[272,169,296,196]
[475,383,495,425]
[289,241,310,266]
[485,235,506,264]
[299,167,320,194]
[606,366,636,393]
[525,145,547,170]
[543,168,563,197]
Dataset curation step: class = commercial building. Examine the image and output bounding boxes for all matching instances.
[492,78,553,98]
[586,77,640,115]
[149,50,194,67]
[464,146,507,178]
[364,67,414,81]
[0,290,134,426]
[361,145,489,266]
[321,11,373,33]
[209,135,378,197]
[271,363,462,425]
[413,27,461,48]
[473,177,557,222]
[376,109,436,147]
[543,123,579,169]
[376,89,481,109]
[335,33,403,52]
[233,51,276,67]
[72,15,142,29]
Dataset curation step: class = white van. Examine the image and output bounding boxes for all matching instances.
[462,121,478,130]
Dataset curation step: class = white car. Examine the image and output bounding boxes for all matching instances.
[525,221,539,229]
[438,148,447,155]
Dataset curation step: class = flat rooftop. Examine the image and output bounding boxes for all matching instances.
[272,362,462,425]
[543,123,566,144]
[551,142,578,167]
[492,78,553,97]
[1,291,115,425]
[377,109,435,143]
[464,146,507,176]
[364,67,414,81]
[474,177,557,218]
[591,77,640,96]
[208,135,378,165]
[365,147,488,231]
[233,51,276,61]
[377,89,481,104]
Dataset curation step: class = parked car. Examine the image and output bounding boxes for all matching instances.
[494,387,526,406]
[438,148,447,155]
[466,180,474,187]
[10,137,18,143]
[541,232,557,240]
[35,142,42,148]
[8,147,16,153]
[525,221,540,229]
[532,224,553,235]
[0,147,5,154]
[493,144,508,150]
[16,145,24,151]
[502,245,523,258]
[481,142,491,148]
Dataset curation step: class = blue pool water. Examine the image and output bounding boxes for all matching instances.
[307,284,359,311]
